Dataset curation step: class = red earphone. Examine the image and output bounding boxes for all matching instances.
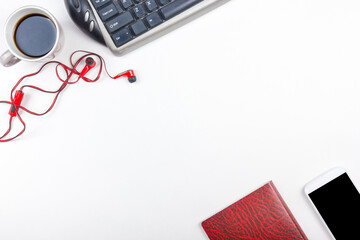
[114,70,136,83]
[79,57,96,79]
[79,57,136,83]
[0,50,137,142]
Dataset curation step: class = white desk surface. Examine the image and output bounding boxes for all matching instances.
[1,0,360,239]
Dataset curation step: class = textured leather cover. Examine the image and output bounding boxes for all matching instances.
[202,181,308,240]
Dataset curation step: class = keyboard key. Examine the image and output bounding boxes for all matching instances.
[160,0,201,20]
[133,5,147,19]
[144,0,159,12]
[130,20,147,36]
[145,12,162,28]
[91,0,111,9]
[158,0,170,6]
[133,0,143,3]
[119,0,134,9]
[113,2,125,13]
[105,12,134,33]
[98,4,119,21]
[111,28,133,46]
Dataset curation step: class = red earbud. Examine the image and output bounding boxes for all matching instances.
[114,70,136,83]
[79,57,96,78]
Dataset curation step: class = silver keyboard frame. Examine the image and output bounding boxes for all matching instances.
[87,0,230,56]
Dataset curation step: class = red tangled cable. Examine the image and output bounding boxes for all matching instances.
[0,50,136,142]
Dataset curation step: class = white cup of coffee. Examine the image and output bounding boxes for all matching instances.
[0,6,63,67]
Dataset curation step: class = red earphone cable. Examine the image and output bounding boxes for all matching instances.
[0,50,135,142]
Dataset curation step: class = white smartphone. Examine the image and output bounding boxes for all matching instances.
[304,167,360,240]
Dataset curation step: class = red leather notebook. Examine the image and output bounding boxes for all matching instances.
[202,181,308,240]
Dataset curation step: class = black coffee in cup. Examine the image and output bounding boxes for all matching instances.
[14,14,57,58]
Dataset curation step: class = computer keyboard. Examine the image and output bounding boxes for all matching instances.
[97,0,204,47]
[65,0,229,55]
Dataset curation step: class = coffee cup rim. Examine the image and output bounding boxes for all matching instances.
[4,5,61,62]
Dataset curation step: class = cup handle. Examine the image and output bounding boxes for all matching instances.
[0,50,20,67]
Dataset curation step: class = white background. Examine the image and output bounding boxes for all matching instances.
[0,0,360,239]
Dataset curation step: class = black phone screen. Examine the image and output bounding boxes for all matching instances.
[308,173,360,239]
